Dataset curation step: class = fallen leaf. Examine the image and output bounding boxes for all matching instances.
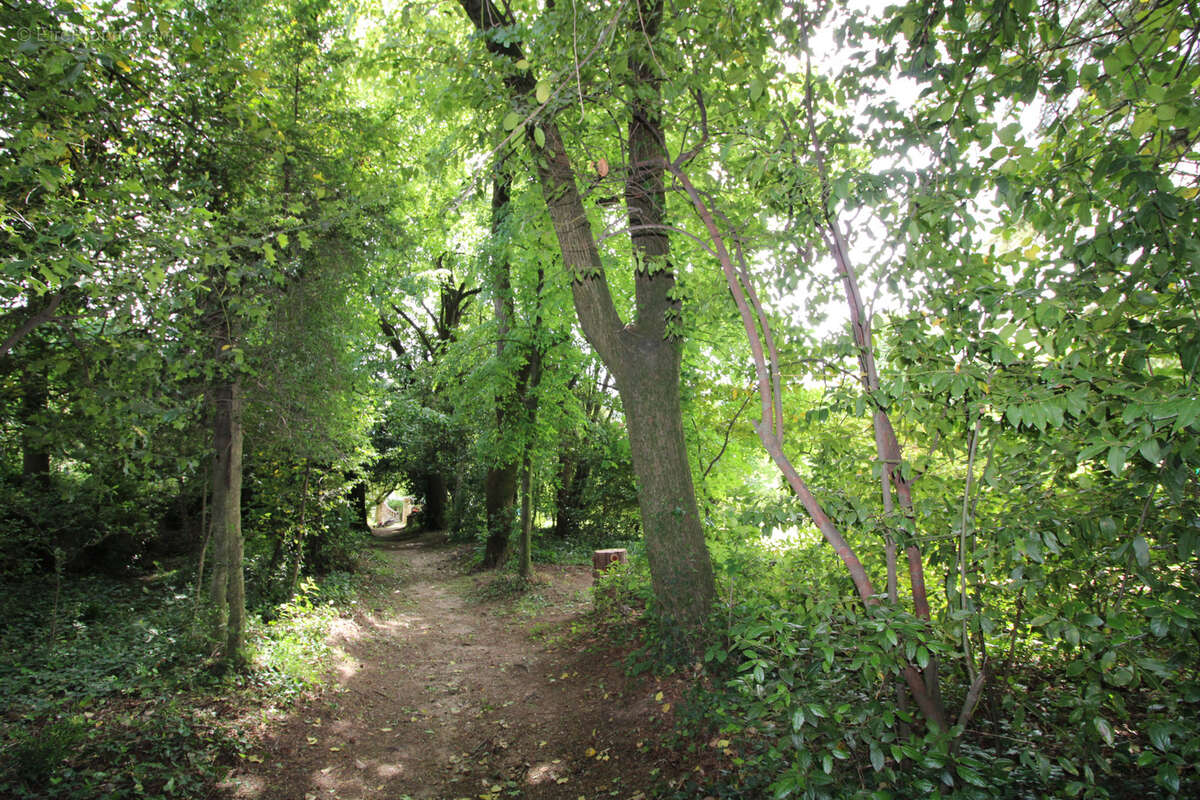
[654,691,664,702]
[306,737,318,745]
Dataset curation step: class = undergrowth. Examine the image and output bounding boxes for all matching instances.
[589,538,1200,800]
[0,559,384,799]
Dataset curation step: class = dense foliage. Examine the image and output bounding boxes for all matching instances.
[2,0,1196,796]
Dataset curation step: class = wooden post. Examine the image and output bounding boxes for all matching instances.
[592,548,628,581]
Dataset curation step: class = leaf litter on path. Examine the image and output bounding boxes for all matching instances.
[222,530,686,800]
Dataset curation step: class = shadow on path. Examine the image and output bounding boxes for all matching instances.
[221,530,684,800]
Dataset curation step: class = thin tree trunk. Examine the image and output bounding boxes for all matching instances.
[287,461,311,600]
[194,471,210,622]
[483,151,523,567]
[669,162,948,731]
[798,50,946,721]
[0,291,63,360]
[518,450,533,579]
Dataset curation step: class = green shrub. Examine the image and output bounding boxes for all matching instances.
[657,538,1200,799]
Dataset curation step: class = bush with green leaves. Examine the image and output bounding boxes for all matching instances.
[659,533,1200,800]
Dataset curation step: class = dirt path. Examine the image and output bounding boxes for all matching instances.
[223,530,685,800]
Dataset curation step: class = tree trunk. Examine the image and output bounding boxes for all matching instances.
[287,461,311,600]
[616,346,715,625]
[483,157,521,567]
[207,381,246,665]
[518,450,533,578]
[456,0,717,628]
[349,477,370,533]
[20,370,50,489]
[483,465,519,566]
[421,472,448,530]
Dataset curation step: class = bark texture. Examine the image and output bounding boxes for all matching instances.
[482,160,521,567]
[456,0,716,627]
[207,381,246,665]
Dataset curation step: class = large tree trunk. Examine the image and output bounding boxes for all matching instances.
[207,381,246,665]
[483,465,519,565]
[456,0,716,627]
[617,346,715,619]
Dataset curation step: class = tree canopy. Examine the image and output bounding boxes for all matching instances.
[2,0,1197,796]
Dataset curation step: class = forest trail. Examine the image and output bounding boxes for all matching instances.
[222,530,684,800]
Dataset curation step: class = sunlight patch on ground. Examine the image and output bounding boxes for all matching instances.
[525,760,567,785]
[371,613,425,633]
[332,649,359,681]
[224,772,266,798]
[327,617,363,642]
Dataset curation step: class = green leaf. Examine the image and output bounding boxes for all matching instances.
[534,126,546,149]
[1106,446,1127,476]
[869,742,884,771]
[1132,535,1150,568]
[1148,723,1172,752]
[1094,716,1115,746]
[502,111,521,131]
[957,764,987,787]
[535,80,551,104]
[1108,666,1134,686]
